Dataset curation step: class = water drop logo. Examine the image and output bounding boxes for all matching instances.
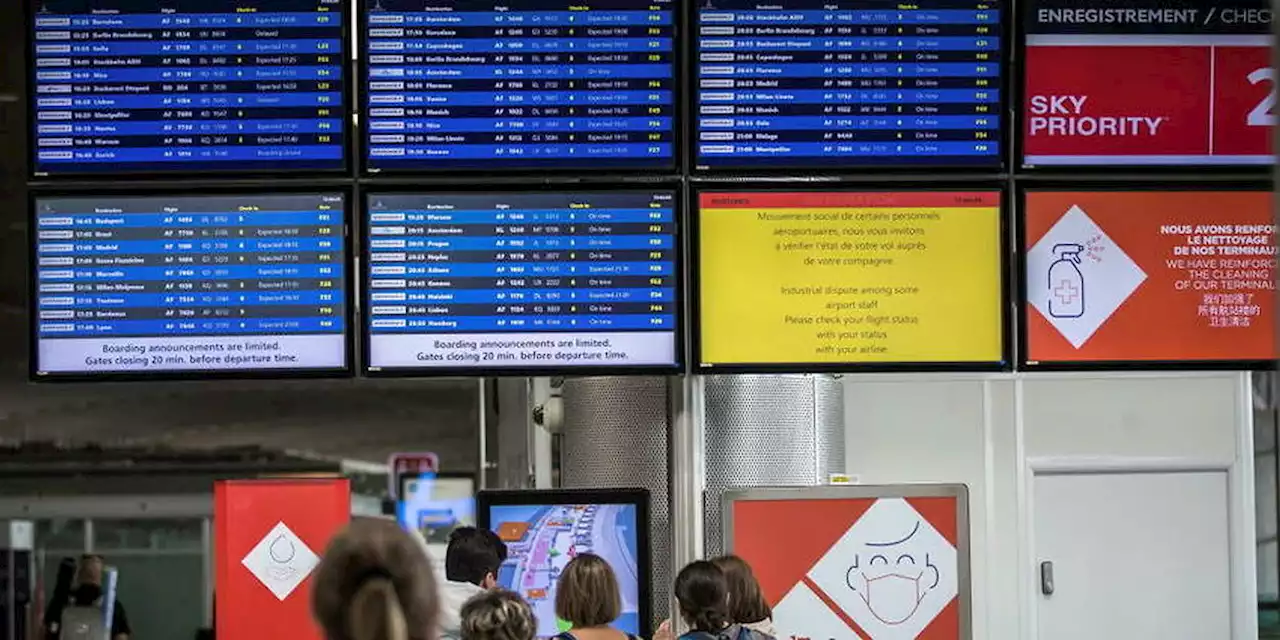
[242,522,321,601]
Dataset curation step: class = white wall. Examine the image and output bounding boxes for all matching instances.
[842,372,1254,640]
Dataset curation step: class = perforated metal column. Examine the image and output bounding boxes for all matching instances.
[560,377,671,621]
[703,375,845,556]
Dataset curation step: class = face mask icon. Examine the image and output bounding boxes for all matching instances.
[843,521,941,626]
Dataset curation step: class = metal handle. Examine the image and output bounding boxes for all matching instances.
[1040,560,1055,595]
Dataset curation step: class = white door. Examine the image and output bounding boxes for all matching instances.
[1034,470,1232,640]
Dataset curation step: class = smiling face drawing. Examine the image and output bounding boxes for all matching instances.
[795,498,959,639]
[843,521,942,625]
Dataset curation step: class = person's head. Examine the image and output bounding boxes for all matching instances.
[75,554,104,587]
[460,589,537,640]
[711,555,771,625]
[674,561,731,633]
[312,517,440,640]
[554,553,621,629]
[445,527,507,588]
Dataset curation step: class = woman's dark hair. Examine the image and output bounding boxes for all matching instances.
[555,553,621,628]
[312,517,440,640]
[674,560,731,633]
[711,555,772,625]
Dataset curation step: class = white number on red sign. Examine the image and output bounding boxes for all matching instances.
[1247,67,1277,127]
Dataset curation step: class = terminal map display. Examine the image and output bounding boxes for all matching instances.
[33,192,348,376]
[1022,0,1273,166]
[30,0,348,176]
[364,190,679,373]
[698,190,1004,369]
[694,0,1003,170]
[490,504,641,637]
[363,0,677,172]
[1024,190,1275,365]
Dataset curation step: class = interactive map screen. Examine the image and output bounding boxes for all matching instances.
[489,503,641,637]
[398,475,476,544]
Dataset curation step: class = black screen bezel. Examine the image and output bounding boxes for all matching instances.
[691,181,1013,374]
[24,0,357,181]
[27,183,358,382]
[359,180,687,377]
[686,0,1012,176]
[476,487,654,640]
[1017,180,1275,371]
[356,0,684,177]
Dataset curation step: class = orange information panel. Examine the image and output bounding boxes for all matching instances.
[1023,190,1275,367]
[215,479,350,640]
[724,486,970,640]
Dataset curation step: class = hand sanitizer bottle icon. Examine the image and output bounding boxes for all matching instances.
[1047,243,1085,318]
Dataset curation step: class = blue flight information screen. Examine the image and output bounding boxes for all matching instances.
[34,192,349,377]
[365,191,679,372]
[364,0,677,172]
[695,0,1003,170]
[30,0,348,176]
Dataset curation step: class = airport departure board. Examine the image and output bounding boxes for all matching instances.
[34,192,349,377]
[365,191,679,373]
[695,0,1003,170]
[363,0,677,172]
[30,0,348,177]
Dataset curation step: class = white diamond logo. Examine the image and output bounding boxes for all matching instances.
[806,499,957,639]
[241,521,320,601]
[1027,205,1147,349]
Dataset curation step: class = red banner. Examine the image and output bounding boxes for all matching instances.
[215,479,351,640]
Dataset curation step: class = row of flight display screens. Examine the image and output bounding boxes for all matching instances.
[31,187,1275,379]
[27,0,1275,176]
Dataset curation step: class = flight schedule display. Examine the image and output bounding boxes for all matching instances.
[33,192,349,377]
[363,0,677,172]
[365,191,679,373]
[30,0,348,176]
[695,0,1003,170]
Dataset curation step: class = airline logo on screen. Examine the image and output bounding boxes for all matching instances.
[1026,204,1148,348]
[773,499,958,640]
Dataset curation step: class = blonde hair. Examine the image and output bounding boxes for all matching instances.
[312,518,439,640]
[554,553,621,629]
[460,590,537,640]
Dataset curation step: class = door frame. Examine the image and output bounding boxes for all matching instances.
[1016,376,1258,640]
